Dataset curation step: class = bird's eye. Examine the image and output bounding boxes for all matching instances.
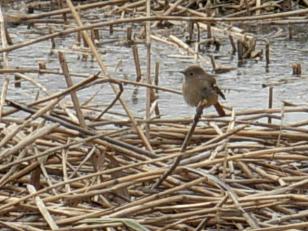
[190,72,193,76]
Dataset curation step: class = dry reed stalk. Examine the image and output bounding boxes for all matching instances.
[265,39,270,68]
[0,78,9,120]
[15,73,48,94]
[58,52,86,128]
[132,45,142,82]
[145,0,152,138]
[0,4,8,67]
[27,184,59,230]
[0,4,10,121]
[169,35,209,64]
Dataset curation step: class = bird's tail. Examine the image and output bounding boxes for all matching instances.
[214,102,226,116]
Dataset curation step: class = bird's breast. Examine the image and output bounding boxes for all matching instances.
[182,81,203,107]
[182,79,218,107]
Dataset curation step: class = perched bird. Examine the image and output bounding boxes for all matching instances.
[181,65,226,116]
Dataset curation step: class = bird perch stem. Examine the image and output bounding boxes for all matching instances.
[152,101,205,189]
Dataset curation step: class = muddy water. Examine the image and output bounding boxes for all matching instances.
[3,15,308,123]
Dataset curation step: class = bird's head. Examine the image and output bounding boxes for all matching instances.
[180,65,206,80]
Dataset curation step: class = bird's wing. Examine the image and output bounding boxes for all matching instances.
[205,73,217,85]
[206,74,226,100]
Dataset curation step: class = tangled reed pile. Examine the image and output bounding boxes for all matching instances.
[1,0,308,230]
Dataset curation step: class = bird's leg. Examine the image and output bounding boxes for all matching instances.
[152,101,205,189]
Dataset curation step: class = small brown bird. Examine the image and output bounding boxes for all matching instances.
[181,65,226,116]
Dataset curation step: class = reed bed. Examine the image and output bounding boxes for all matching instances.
[1,0,308,230]
[1,98,308,231]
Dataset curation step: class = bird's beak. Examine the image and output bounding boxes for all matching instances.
[180,71,185,74]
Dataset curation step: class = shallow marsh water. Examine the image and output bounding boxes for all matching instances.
[2,9,308,124]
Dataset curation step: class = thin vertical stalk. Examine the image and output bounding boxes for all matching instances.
[145,0,151,138]
[268,86,273,124]
[0,5,8,68]
[256,0,261,15]
[132,45,142,82]
[13,76,20,88]
[58,51,86,128]
[154,62,160,94]
[0,4,9,120]
[265,40,270,68]
[229,34,236,55]
[237,40,243,65]
[0,78,9,120]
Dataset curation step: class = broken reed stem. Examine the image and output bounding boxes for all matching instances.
[59,0,67,24]
[169,35,208,64]
[58,51,87,128]
[93,28,100,42]
[150,61,160,117]
[229,34,236,55]
[256,0,261,16]
[154,61,160,94]
[4,27,12,46]
[132,45,142,82]
[186,21,194,43]
[0,4,10,110]
[0,5,10,121]
[48,27,56,49]
[27,184,59,230]
[210,55,216,72]
[82,33,89,61]
[126,26,133,45]
[14,73,48,94]
[237,40,244,65]
[0,78,9,121]
[0,4,8,68]
[206,7,212,39]
[265,40,270,68]
[145,0,151,138]
[95,81,124,120]
[244,0,250,16]
[276,103,286,147]
[268,86,273,124]
[292,63,302,75]
[76,30,81,46]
